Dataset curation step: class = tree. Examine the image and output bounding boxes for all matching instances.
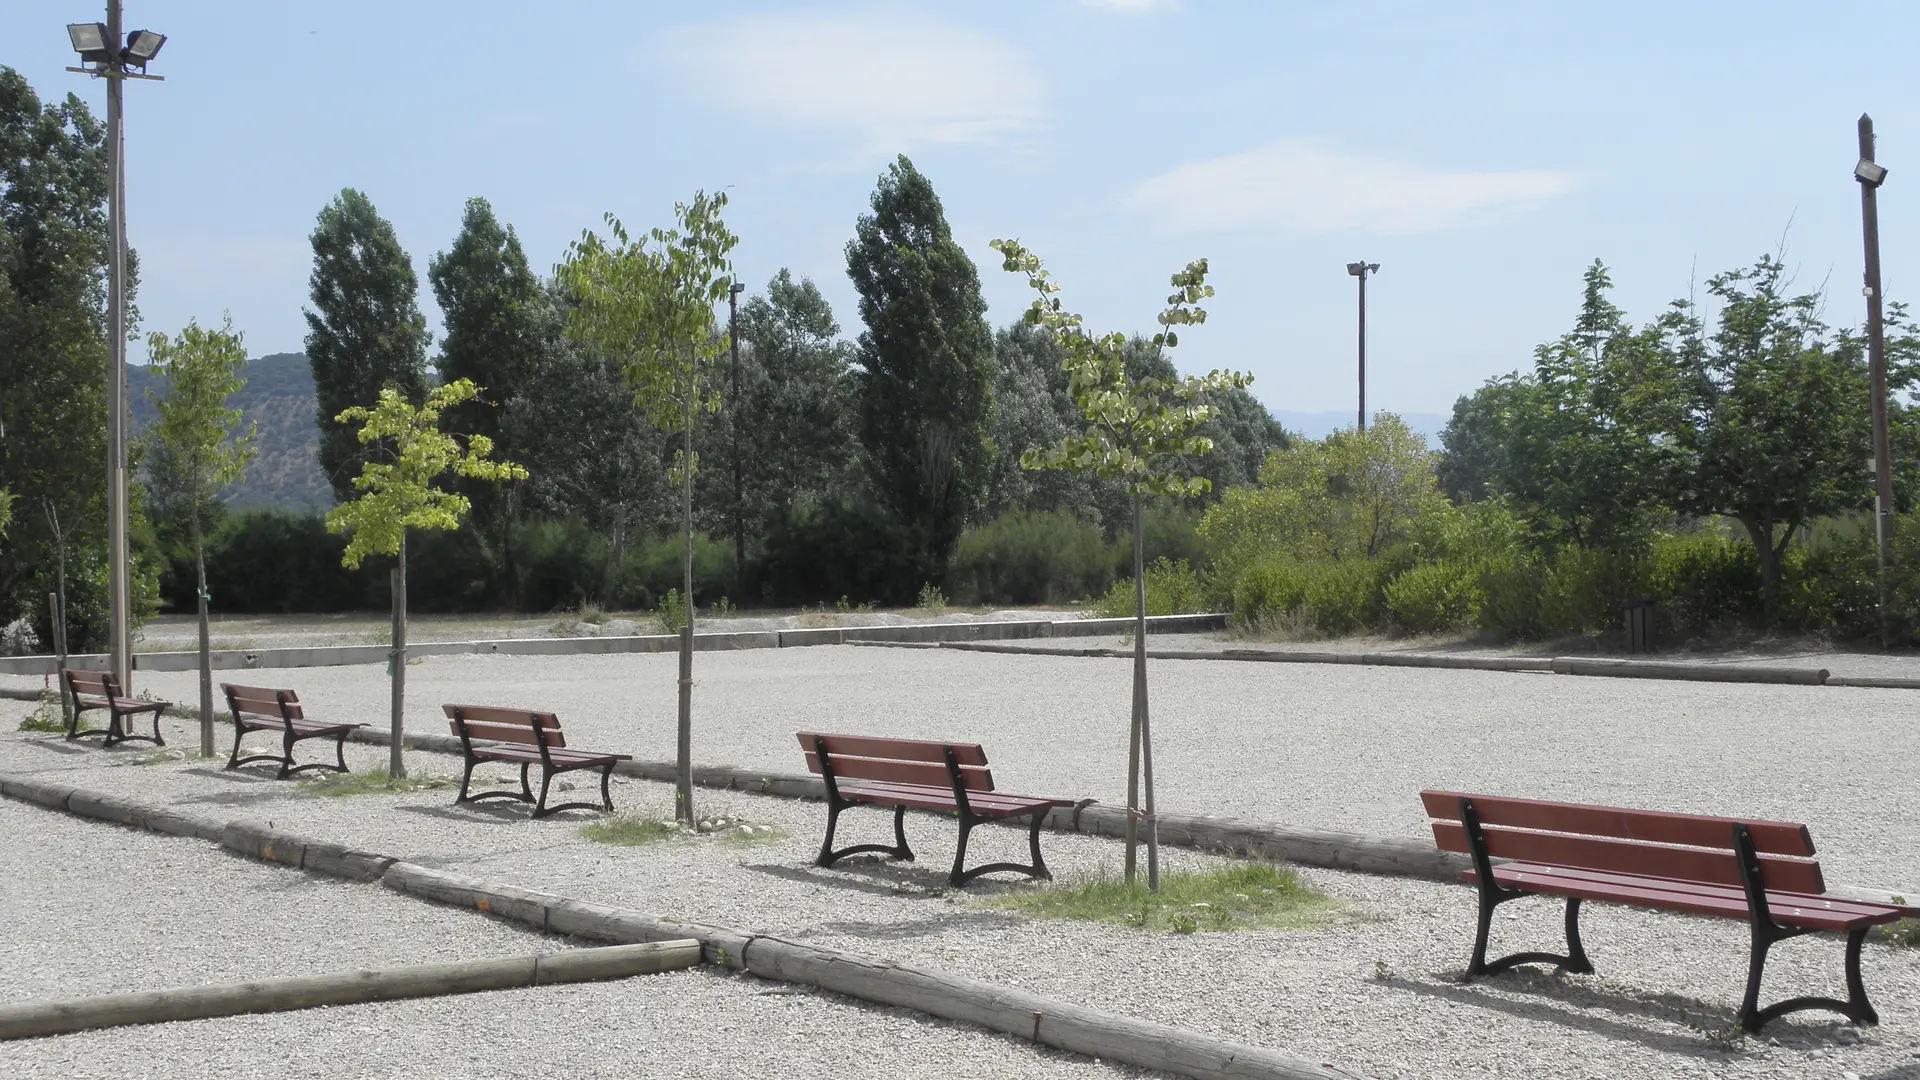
[429,197,554,599]
[143,315,257,756]
[0,67,117,645]
[305,189,430,503]
[1202,414,1448,566]
[558,192,737,824]
[847,157,995,575]
[709,270,860,548]
[993,238,1250,890]
[1645,255,1919,598]
[325,379,524,777]
[1436,384,1517,504]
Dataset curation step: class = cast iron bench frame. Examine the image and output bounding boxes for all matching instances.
[220,683,365,779]
[797,731,1066,887]
[61,668,166,748]
[445,704,632,818]
[1422,789,1911,1032]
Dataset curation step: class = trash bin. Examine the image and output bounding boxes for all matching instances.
[1623,598,1654,654]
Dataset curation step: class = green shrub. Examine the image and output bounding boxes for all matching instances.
[1137,503,1208,572]
[753,500,925,607]
[614,532,736,610]
[513,518,610,613]
[201,510,381,614]
[1649,531,1762,632]
[1299,559,1382,635]
[950,511,1110,605]
[1384,560,1482,634]
[1222,556,1311,630]
[1476,553,1547,640]
[1095,558,1207,618]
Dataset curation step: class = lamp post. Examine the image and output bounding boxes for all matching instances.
[1856,114,1893,648]
[1346,261,1379,432]
[728,281,746,593]
[66,2,165,694]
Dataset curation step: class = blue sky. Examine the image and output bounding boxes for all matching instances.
[5,1,1916,420]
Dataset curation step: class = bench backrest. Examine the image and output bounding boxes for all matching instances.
[445,704,566,749]
[62,668,120,701]
[1422,789,1825,894]
[797,732,994,792]
[221,683,304,722]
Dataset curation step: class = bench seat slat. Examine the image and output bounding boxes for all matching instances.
[1422,789,1814,856]
[1431,821,1826,894]
[1476,862,1899,932]
[469,744,630,766]
[802,751,994,791]
[1474,863,1904,923]
[236,715,362,736]
[839,780,1054,817]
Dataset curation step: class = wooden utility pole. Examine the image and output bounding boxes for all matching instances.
[1857,114,1894,647]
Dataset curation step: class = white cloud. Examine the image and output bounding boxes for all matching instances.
[1124,140,1574,234]
[658,11,1039,151]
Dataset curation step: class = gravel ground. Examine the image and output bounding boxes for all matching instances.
[0,967,1151,1080]
[46,644,1920,887]
[6,681,1920,1080]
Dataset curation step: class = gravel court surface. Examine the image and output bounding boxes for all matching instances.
[0,967,1152,1080]
[66,644,1920,887]
[0,797,574,1004]
[8,708,1920,1079]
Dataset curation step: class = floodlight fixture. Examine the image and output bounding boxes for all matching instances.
[67,21,112,63]
[730,281,746,295]
[1856,157,1888,188]
[1346,261,1380,277]
[122,29,166,65]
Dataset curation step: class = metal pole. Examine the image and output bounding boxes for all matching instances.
[105,0,133,694]
[1356,267,1367,433]
[1859,114,1894,648]
[729,284,744,592]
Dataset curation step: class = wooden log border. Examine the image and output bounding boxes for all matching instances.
[0,776,1363,1080]
[0,941,702,1041]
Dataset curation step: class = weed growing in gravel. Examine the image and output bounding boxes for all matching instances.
[16,696,77,733]
[1874,918,1920,948]
[915,583,947,616]
[580,815,680,846]
[298,771,452,797]
[981,862,1340,933]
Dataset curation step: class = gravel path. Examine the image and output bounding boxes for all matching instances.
[6,686,1920,1080]
[0,967,1150,1080]
[68,644,1920,887]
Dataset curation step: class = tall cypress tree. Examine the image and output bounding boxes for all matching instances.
[845,156,995,570]
[304,188,429,503]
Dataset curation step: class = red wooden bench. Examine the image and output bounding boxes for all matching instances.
[220,684,366,779]
[797,732,1067,887]
[1422,789,1911,1032]
[445,704,632,818]
[61,668,167,748]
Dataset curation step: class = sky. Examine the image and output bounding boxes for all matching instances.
[5,0,1917,422]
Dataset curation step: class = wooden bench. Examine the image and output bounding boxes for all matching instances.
[798,732,1067,887]
[445,704,632,818]
[61,668,167,748]
[1423,789,1911,1032]
[220,684,366,779]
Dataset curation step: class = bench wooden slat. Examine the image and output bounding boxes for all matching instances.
[839,780,1054,816]
[796,732,988,767]
[1421,789,1814,857]
[1478,862,1902,923]
[468,744,629,766]
[450,719,564,748]
[445,704,560,728]
[1431,821,1825,894]
[223,684,307,721]
[1478,863,1894,932]
[801,751,993,791]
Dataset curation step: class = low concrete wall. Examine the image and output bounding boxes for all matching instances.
[0,614,1229,678]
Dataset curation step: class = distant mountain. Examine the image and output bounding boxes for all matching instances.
[1273,411,1449,443]
[129,352,332,512]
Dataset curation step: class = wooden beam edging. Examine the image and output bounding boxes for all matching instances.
[0,776,1361,1080]
[0,941,701,1041]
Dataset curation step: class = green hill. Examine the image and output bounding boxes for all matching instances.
[129,352,332,511]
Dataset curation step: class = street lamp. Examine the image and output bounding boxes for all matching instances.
[1856,114,1893,647]
[1346,261,1379,432]
[729,281,747,590]
[66,1,165,695]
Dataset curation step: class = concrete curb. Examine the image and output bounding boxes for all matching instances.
[0,941,702,1041]
[0,775,1359,1080]
[0,614,1231,678]
[858,639,1856,688]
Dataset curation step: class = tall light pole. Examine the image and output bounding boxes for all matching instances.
[1855,114,1893,648]
[1346,261,1379,432]
[728,281,746,592]
[66,4,165,692]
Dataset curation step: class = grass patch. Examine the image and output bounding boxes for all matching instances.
[981,862,1341,933]
[580,815,680,846]
[297,771,452,797]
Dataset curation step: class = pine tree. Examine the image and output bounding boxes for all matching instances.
[304,188,429,503]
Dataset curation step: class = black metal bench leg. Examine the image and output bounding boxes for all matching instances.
[333,732,350,773]
[457,755,479,803]
[1026,809,1051,880]
[1464,887,1588,981]
[816,801,913,867]
[891,805,914,861]
[226,723,247,770]
[276,723,297,779]
[949,816,975,887]
[599,763,615,811]
[815,800,843,866]
[949,809,1053,887]
[1740,925,1879,1032]
[1844,925,1879,1025]
[533,768,555,818]
[1563,897,1595,974]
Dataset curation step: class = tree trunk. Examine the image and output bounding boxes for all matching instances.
[48,591,70,729]
[677,372,696,825]
[193,507,213,758]
[1739,516,1784,612]
[1132,492,1160,890]
[389,535,408,779]
[1124,492,1143,885]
